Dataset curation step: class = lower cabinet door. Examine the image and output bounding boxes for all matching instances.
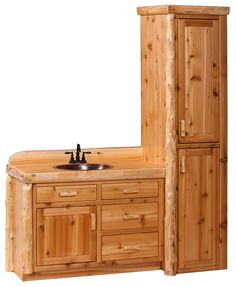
[178,148,219,271]
[36,206,96,266]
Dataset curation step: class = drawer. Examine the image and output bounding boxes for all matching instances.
[102,203,158,230]
[102,181,160,200]
[102,232,159,261]
[36,185,97,203]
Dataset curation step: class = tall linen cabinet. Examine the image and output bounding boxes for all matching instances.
[137,5,229,275]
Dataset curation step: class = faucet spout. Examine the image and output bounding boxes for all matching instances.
[76,144,81,163]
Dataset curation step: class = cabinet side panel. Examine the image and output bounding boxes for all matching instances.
[219,15,227,269]
[141,14,167,165]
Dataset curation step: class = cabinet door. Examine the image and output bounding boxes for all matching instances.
[178,148,219,270]
[36,206,96,266]
[178,19,219,143]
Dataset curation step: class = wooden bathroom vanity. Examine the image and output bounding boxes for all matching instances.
[6,5,229,280]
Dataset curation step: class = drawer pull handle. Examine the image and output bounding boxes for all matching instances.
[180,156,186,174]
[181,119,186,137]
[59,191,77,197]
[91,213,96,230]
[123,189,139,194]
[123,213,141,221]
[123,245,140,252]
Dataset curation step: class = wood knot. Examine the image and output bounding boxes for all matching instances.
[190,76,201,81]
[220,221,227,229]
[147,42,153,51]
[220,157,227,163]
[197,218,205,224]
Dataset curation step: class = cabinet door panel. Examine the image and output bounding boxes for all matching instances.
[178,148,219,270]
[178,19,219,143]
[36,206,96,266]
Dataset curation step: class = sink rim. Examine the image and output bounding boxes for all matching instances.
[54,163,113,171]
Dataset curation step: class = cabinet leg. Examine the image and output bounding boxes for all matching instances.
[6,176,14,272]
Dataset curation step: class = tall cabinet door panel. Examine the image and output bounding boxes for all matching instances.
[178,148,219,270]
[36,206,96,266]
[178,19,219,143]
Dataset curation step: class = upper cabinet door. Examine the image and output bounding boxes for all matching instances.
[178,19,220,143]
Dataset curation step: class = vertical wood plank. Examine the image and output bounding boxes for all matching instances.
[219,15,227,269]
[5,176,14,272]
[22,183,33,274]
[164,13,177,276]
[141,15,167,165]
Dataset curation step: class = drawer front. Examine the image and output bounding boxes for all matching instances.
[102,181,160,200]
[102,203,158,230]
[102,232,159,261]
[36,185,97,203]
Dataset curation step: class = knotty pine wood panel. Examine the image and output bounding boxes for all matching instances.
[178,148,219,270]
[36,206,96,266]
[218,15,227,269]
[141,14,167,165]
[178,19,220,143]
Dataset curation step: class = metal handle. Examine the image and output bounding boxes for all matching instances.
[123,245,140,253]
[123,189,139,194]
[65,151,75,163]
[180,156,186,174]
[91,213,96,230]
[180,120,186,137]
[59,191,77,197]
[123,213,141,221]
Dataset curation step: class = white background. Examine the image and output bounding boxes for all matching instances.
[0,0,235,286]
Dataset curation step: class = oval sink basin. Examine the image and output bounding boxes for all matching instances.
[55,163,112,171]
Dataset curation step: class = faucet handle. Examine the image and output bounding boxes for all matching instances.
[81,151,91,163]
[65,151,76,163]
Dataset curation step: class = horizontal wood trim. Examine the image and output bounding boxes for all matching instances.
[137,5,229,16]
[26,262,161,280]
[177,142,220,149]
[44,206,93,216]
[34,256,161,273]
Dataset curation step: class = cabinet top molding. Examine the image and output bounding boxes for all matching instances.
[137,5,230,16]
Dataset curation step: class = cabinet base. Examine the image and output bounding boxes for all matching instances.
[20,262,162,281]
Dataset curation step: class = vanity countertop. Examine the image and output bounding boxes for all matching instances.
[7,148,165,183]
